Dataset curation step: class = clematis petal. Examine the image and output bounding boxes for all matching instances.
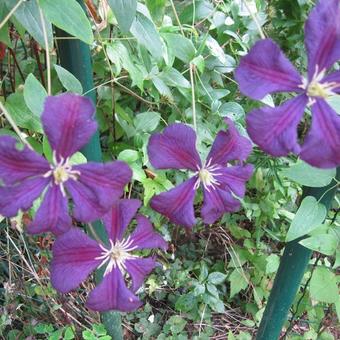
[42,93,97,159]
[0,136,50,185]
[102,199,141,242]
[0,176,49,217]
[235,39,302,100]
[201,187,241,225]
[125,257,157,292]
[218,164,254,197]
[73,161,132,205]
[65,179,107,222]
[27,184,72,236]
[246,95,308,157]
[51,228,102,293]
[66,161,132,222]
[201,164,253,224]
[322,71,340,94]
[86,267,142,312]
[300,99,340,168]
[305,0,340,79]
[207,118,252,165]
[148,123,201,171]
[150,177,197,228]
[129,215,168,250]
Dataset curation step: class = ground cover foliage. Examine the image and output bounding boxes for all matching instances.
[0,0,339,339]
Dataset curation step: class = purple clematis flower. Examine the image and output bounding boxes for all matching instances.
[0,93,132,235]
[235,0,340,169]
[50,199,167,312]
[147,118,253,228]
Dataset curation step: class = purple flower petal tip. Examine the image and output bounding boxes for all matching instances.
[147,123,202,171]
[207,118,252,165]
[86,268,142,312]
[42,93,97,159]
[246,95,307,157]
[0,136,49,186]
[300,99,340,168]
[235,38,302,100]
[150,177,197,228]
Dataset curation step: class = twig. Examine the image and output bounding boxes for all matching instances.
[0,0,25,31]
[170,0,184,36]
[242,0,266,39]
[189,63,197,131]
[0,100,32,148]
[38,7,51,95]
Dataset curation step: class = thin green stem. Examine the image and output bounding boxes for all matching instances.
[0,101,32,148]
[38,7,51,95]
[0,0,24,30]
[189,63,197,131]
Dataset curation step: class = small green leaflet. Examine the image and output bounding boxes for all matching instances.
[282,160,336,187]
[286,196,327,242]
[54,65,83,94]
[300,232,338,256]
[24,74,47,117]
[5,92,43,133]
[134,112,161,133]
[4,0,53,48]
[310,267,338,303]
[108,0,137,33]
[39,0,93,45]
[130,13,165,62]
[162,33,196,63]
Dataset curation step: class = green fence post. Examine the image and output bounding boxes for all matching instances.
[256,168,339,339]
[55,2,123,339]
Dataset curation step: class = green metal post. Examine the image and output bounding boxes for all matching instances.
[256,168,339,339]
[55,2,123,339]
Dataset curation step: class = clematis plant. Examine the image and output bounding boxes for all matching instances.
[50,199,167,312]
[235,0,340,169]
[147,118,253,228]
[0,93,132,235]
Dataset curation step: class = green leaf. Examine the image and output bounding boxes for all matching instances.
[299,234,338,256]
[54,65,83,94]
[108,0,137,33]
[175,293,197,312]
[130,13,164,61]
[109,42,145,90]
[265,254,280,274]
[191,55,205,73]
[159,68,190,89]
[145,0,166,24]
[5,0,53,48]
[134,112,161,133]
[162,33,196,63]
[282,160,336,187]
[206,283,219,297]
[208,272,227,285]
[5,92,43,133]
[229,269,248,298]
[219,102,245,120]
[310,267,338,303]
[152,76,173,101]
[39,0,93,45]
[286,196,327,242]
[24,73,47,117]
[326,94,340,114]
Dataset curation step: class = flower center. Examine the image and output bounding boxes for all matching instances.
[43,151,80,196]
[300,66,340,105]
[53,163,76,185]
[96,237,137,277]
[194,159,222,192]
